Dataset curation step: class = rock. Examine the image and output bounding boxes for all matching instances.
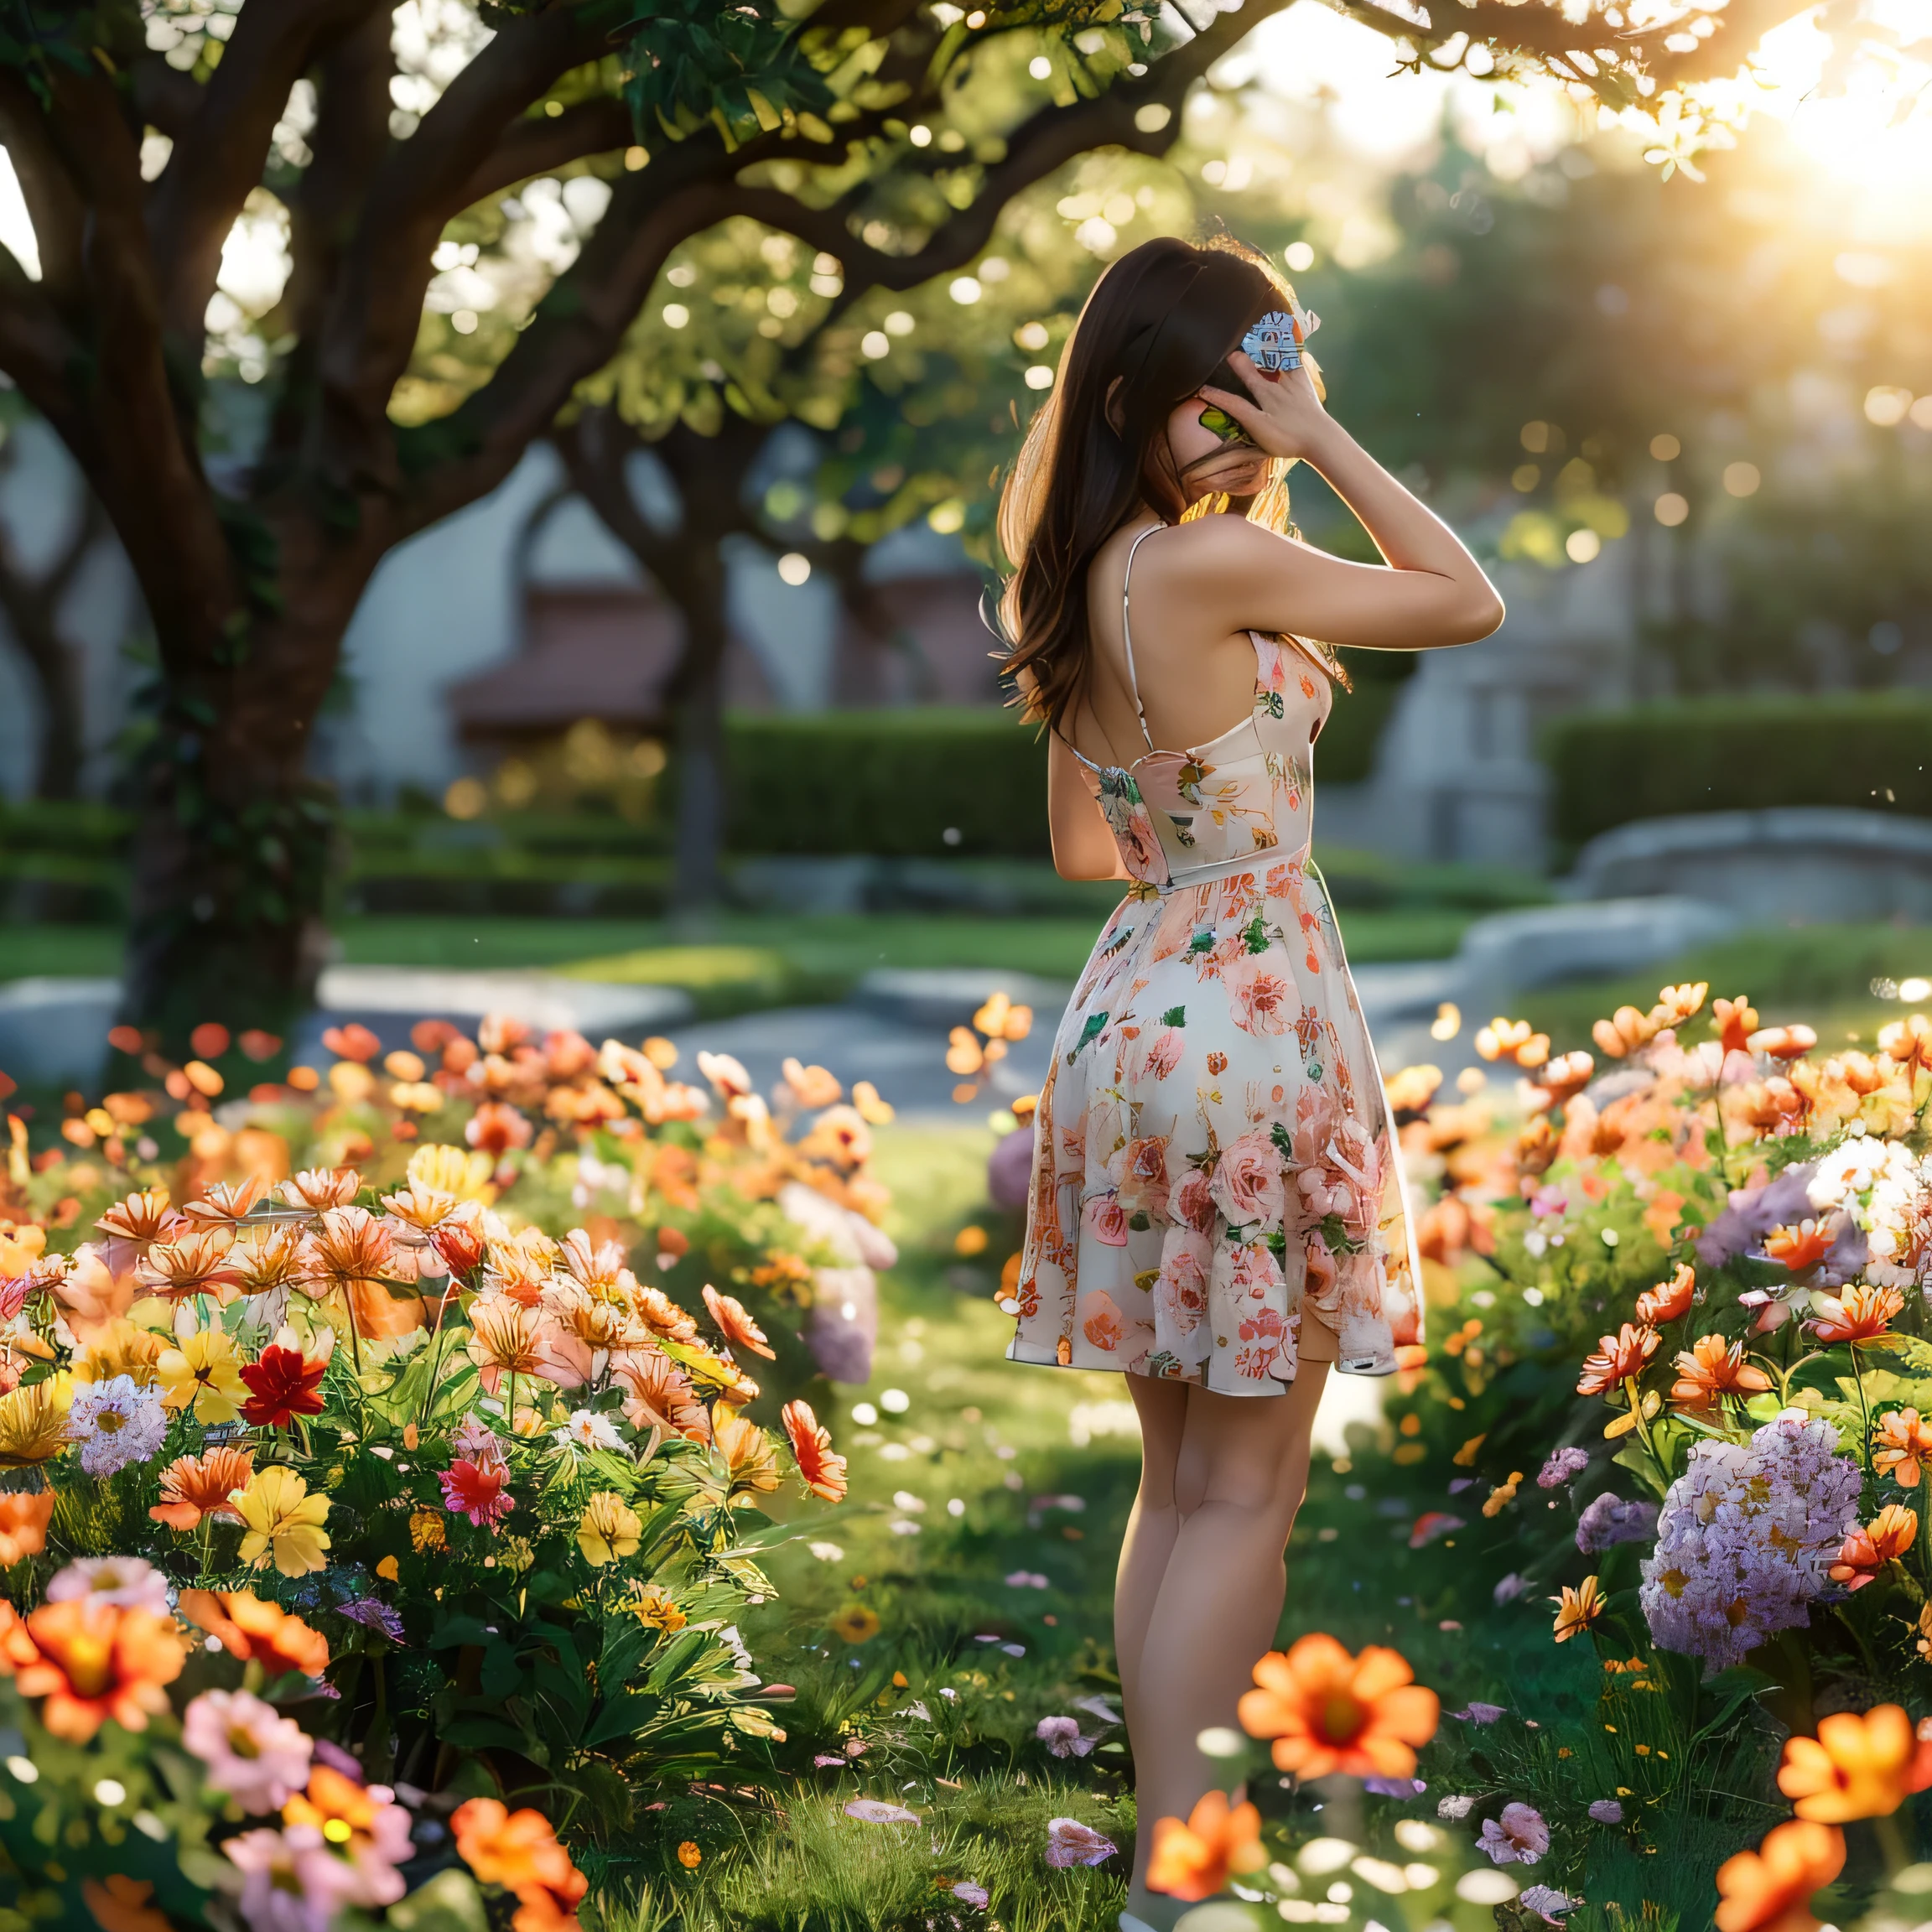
[852,967,1071,1032]
[1567,808,1932,923]
[1452,896,1738,1003]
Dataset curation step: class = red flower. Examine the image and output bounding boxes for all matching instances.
[440,1453,512,1532]
[465,1102,532,1157]
[239,1336,330,1429]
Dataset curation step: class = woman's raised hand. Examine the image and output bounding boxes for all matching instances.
[1197,350,1336,465]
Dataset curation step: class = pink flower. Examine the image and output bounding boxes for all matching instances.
[439,1453,512,1531]
[1045,1816,1118,1867]
[221,1826,352,1932]
[44,1556,171,1616]
[1478,1801,1549,1866]
[1036,1716,1093,1758]
[1211,1128,1285,1227]
[1084,1194,1129,1247]
[1227,956,1293,1036]
[1171,1167,1218,1235]
[1116,803,1167,884]
[183,1689,313,1812]
[1154,1241,1209,1336]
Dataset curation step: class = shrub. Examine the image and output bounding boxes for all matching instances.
[1543,693,1932,847]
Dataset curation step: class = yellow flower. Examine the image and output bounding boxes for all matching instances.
[232,1465,331,1577]
[408,1508,445,1554]
[713,1405,782,1498]
[1553,1576,1604,1643]
[829,1603,881,1644]
[407,1142,496,1202]
[377,1555,401,1581]
[156,1326,248,1425]
[71,1320,169,1389]
[626,1583,687,1632]
[576,1491,641,1566]
[0,1375,74,1467]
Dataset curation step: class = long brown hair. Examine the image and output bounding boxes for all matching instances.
[997,235,1320,735]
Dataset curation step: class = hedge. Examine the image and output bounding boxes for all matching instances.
[1543,693,1932,849]
[724,709,1046,858]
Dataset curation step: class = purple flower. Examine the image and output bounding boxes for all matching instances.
[1363,1775,1426,1797]
[1493,1572,1531,1605]
[1538,1447,1590,1489]
[1519,1883,1578,1922]
[1576,1493,1659,1555]
[336,1599,405,1644]
[1035,1716,1093,1758]
[1478,1802,1548,1866]
[1044,1817,1117,1867]
[814,1755,844,1768]
[953,1882,989,1909]
[1453,1702,1506,1724]
[1697,1163,1866,1285]
[1640,1414,1860,1675]
[1588,1799,1624,1824]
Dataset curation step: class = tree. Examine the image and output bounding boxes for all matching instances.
[0,0,1860,1049]
[0,423,109,799]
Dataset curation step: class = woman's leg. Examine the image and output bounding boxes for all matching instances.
[1117,1374,1191,1753]
[1124,1367,1330,1929]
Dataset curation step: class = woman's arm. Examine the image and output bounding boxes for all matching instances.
[1045,732,1129,882]
[1187,353,1504,650]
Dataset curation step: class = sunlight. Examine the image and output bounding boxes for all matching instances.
[0,148,39,281]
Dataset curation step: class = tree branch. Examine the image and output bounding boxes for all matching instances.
[147,0,385,343]
[0,252,81,436]
[130,54,206,143]
[0,72,89,314]
[315,2,626,493]
[457,98,636,210]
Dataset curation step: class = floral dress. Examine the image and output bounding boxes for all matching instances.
[1009,530,1422,1394]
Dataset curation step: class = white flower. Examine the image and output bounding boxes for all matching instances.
[808,1540,845,1562]
[1437,1794,1476,1820]
[551,1408,625,1455]
[65,1374,168,1477]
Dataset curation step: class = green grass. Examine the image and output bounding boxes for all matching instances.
[0,906,1480,1003]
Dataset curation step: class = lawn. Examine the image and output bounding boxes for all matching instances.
[0,906,1478,1006]
[652,1124,1567,1929]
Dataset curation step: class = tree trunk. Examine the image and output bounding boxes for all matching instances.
[117,528,379,1048]
[0,592,86,800]
[667,567,730,916]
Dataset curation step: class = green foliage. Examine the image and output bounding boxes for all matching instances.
[724,709,1048,859]
[1542,693,1932,846]
[617,0,828,151]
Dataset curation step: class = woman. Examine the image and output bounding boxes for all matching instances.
[999,236,1502,1932]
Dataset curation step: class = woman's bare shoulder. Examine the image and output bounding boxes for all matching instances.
[1141,512,1301,579]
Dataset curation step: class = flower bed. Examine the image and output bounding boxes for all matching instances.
[0,1016,886,1920]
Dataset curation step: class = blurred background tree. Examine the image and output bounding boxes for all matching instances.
[0,0,1880,1044]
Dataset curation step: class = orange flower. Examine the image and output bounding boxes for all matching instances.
[179,1176,273,1228]
[1778,1704,1932,1822]
[613,1348,710,1442]
[134,1228,244,1302]
[1592,1005,1662,1059]
[148,1446,255,1532]
[713,1405,782,1496]
[1808,1284,1904,1345]
[467,1296,548,1395]
[1474,1018,1550,1069]
[782,1400,848,1503]
[451,1796,589,1932]
[1576,1322,1659,1398]
[1715,1820,1844,1932]
[0,1490,54,1565]
[1237,1633,1439,1779]
[1872,1408,1932,1488]
[1713,996,1759,1055]
[1145,1789,1265,1902]
[80,1873,170,1932]
[1670,1334,1774,1411]
[299,1204,395,1296]
[94,1187,182,1255]
[1828,1504,1917,1591]
[178,1588,330,1677]
[13,1599,184,1741]
[1552,1575,1604,1643]
[1763,1221,1834,1272]
[1635,1264,1695,1327]
[281,1168,361,1212]
[702,1284,776,1360]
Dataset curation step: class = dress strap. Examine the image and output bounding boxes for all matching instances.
[1119,522,1164,754]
